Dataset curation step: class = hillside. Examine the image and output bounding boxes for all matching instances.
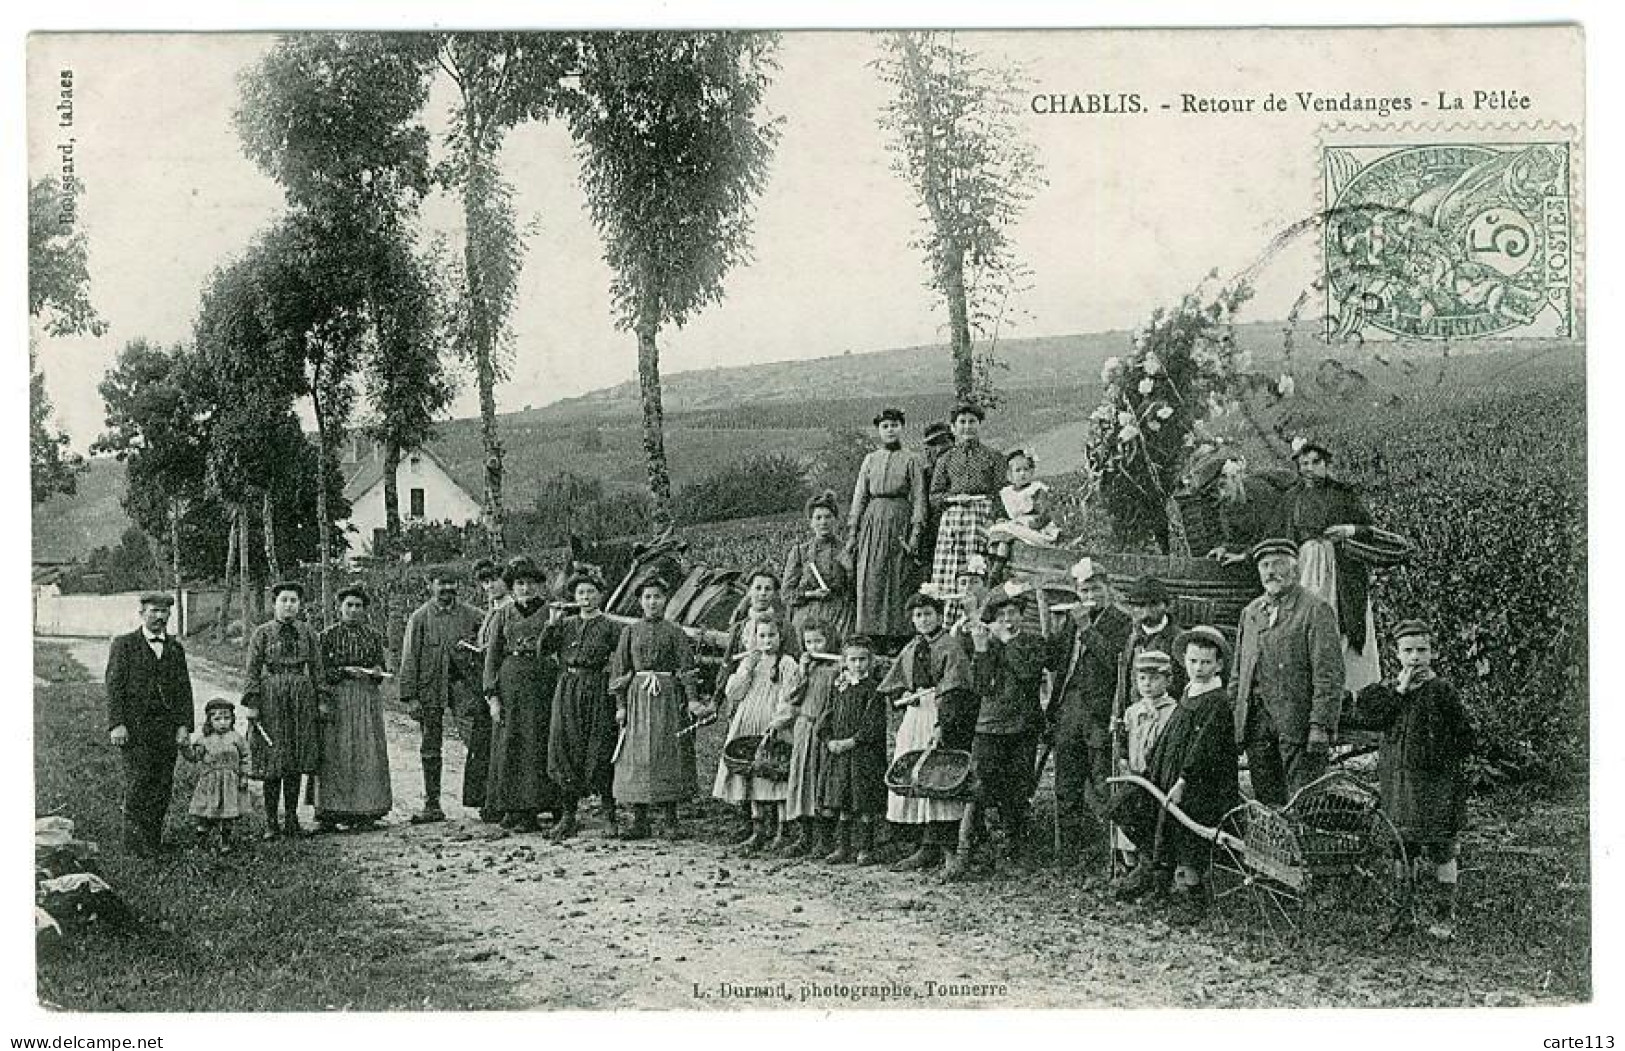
[31,326,1585,566]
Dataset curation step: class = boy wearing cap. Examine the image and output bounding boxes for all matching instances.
[106,593,195,856]
[958,590,1048,878]
[1344,619,1474,939]
[1233,538,1345,805]
[1113,627,1241,920]
[1109,649,1179,894]
[1115,575,1186,728]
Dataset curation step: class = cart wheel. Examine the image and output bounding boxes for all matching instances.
[1289,771,1415,941]
[1208,803,1305,945]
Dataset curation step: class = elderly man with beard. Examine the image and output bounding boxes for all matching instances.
[1232,538,1345,805]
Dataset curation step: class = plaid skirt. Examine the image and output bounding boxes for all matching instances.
[931,498,994,621]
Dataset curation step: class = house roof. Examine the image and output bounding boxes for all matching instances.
[342,445,478,504]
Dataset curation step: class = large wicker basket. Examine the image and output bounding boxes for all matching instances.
[885,748,974,801]
[722,735,792,781]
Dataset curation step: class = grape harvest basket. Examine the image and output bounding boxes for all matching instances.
[1108,768,1413,941]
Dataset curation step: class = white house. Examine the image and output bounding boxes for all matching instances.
[340,436,483,557]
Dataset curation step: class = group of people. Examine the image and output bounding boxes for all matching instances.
[103,409,1472,938]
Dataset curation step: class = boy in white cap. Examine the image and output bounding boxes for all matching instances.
[1108,648,1178,897]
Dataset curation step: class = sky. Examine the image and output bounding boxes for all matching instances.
[26,27,1585,450]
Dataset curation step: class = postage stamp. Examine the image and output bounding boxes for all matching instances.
[1321,137,1575,341]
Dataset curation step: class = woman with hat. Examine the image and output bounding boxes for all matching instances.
[243,581,326,838]
[482,557,566,833]
[314,586,393,832]
[847,407,928,649]
[542,568,623,840]
[1286,437,1381,693]
[785,489,854,641]
[928,403,1005,623]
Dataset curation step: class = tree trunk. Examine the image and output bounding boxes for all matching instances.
[463,139,506,556]
[262,489,281,583]
[635,305,675,535]
[381,436,402,558]
[218,506,237,643]
[239,504,258,625]
[944,242,974,401]
[169,497,184,635]
[310,387,333,626]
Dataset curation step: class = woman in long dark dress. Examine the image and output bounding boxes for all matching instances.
[243,581,326,839]
[847,408,927,648]
[543,572,622,840]
[1286,438,1381,693]
[481,558,564,833]
[315,586,393,831]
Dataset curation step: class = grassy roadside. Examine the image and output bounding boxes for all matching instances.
[33,642,516,1012]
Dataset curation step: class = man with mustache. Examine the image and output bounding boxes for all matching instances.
[1232,538,1345,805]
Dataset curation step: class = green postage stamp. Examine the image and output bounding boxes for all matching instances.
[1322,137,1574,341]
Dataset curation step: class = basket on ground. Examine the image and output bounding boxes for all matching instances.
[885,748,974,801]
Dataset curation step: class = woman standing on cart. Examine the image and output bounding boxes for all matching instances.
[847,408,928,651]
[929,403,1004,624]
[1286,437,1381,694]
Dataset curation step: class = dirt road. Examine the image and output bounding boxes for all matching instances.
[54,635,1584,1010]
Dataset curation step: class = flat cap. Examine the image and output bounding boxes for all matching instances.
[1392,618,1434,641]
[138,592,174,608]
[1133,649,1174,673]
[1249,538,1299,563]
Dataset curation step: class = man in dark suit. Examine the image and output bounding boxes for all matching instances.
[1233,538,1345,804]
[106,593,195,857]
[1045,558,1133,863]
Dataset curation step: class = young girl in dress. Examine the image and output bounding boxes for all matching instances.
[818,636,888,865]
[987,450,1059,576]
[713,618,803,854]
[777,621,842,857]
[188,699,252,853]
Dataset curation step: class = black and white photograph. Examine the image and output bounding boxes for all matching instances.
[14,10,1606,1037]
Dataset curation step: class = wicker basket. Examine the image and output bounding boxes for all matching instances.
[885,748,974,801]
[722,735,792,781]
[1342,527,1414,568]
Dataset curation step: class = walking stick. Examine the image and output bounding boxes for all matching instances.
[1106,626,1133,882]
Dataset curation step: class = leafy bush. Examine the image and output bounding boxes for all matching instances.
[674,451,811,524]
[1287,381,1586,787]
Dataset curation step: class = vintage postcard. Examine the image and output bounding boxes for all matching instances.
[24,24,1587,1023]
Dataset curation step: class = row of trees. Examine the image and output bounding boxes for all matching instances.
[32,32,1043,628]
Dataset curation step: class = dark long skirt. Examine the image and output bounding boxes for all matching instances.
[249,671,322,781]
[547,667,617,800]
[486,654,564,814]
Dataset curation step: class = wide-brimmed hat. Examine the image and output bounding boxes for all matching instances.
[1121,575,1170,606]
[1175,625,1231,665]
